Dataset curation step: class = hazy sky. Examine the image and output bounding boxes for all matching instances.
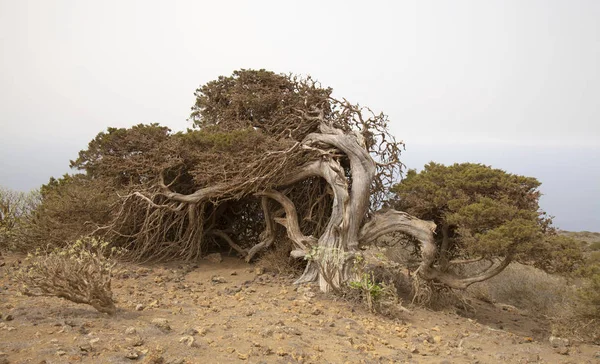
[0,1,598,231]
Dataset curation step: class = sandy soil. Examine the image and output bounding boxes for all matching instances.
[1,253,599,364]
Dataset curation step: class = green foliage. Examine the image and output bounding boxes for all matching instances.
[349,273,384,301]
[16,237,124,315]
[70,123,172,185]
[392,162,582,274]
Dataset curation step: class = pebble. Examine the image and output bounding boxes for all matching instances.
[211,276,227,284]
[179,335,197,347]
[125,327,137,335]
[152,318,171,332]
[125,351,139,360]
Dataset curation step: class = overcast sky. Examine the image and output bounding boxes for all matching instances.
[0,0,598,231]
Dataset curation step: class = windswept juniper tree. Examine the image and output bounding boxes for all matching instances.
[67,69,580,293]
[69,69,438,292]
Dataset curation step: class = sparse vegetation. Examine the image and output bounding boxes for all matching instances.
[0,187,40,250]
[467,263,573,315]
[16,237,123,315]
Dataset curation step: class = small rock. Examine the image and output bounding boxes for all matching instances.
[335,329,347,337]
[125,327,137,335]
[125,351,139,360]
[4,315,13,321]
[56,350,67,356]
[211,276,227,284]
[260,327,274,338]
[555,347,569,355]
[127,336,145,347]
[152,318,171,332]
[79,343,92,352]
[89,338,100,345]
[230,271,237,276]
[311,308,323,316]
[549,336,570,348]
[280,326,301,336]
[238,352,248,360]
[204,252,223,263]
[166,360,185,364]
[179,335,197,347]
[254,267,265,275]
[182,327,198,336]
[276,347,287,356]
[224,286,241,295]
[135,304,145,311]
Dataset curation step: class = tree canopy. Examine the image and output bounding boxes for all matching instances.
[392,162,582,288]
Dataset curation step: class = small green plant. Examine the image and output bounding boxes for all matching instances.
[349,272,384,311]
[16,237,124,315]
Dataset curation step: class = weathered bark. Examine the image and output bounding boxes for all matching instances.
[207,229,247,257]
[262,156,350,291]
[256,190,317,254]
[245,197,276,262]
[358,208,511,290]
[294,125,379,291]
[304,125,376,250]
[439,223,451,271]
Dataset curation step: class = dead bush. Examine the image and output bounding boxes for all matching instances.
[16,237,123,315]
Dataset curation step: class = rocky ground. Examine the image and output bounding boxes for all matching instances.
[0,253,599,364]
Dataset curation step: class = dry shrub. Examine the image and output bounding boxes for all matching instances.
[466,262,573,315]
[553,261,600,343]
[16,237,123,315]
[340,249,412,315]
[11,175,116,252]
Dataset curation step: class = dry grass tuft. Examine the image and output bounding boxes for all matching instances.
[467,263,573,315]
